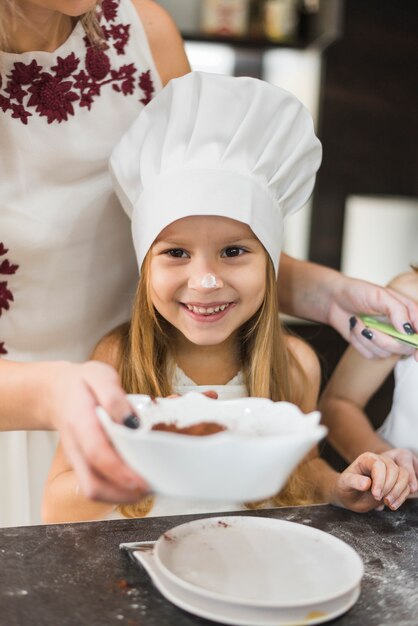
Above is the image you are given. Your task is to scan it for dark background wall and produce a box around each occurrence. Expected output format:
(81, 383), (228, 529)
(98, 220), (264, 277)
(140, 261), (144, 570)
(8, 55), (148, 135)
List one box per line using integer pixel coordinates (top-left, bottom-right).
(297, 0), (417, 468)
(310, 0), (418, 270)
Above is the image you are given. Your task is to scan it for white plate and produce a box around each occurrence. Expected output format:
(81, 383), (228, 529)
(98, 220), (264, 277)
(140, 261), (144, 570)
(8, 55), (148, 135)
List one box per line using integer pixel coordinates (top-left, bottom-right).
(153, 516), (364, 608)
(124, 516), (363, 626)
(135, 550), (360, 626)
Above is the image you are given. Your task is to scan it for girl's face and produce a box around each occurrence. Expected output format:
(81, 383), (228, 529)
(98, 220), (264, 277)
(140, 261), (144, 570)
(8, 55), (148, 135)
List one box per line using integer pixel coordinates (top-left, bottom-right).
(16, 0), (98, 16)
(150, 216), (267, 349)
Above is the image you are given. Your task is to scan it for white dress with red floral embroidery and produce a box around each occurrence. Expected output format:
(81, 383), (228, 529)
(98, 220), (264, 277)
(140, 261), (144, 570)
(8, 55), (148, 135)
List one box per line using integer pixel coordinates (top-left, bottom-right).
(0, 0), (162, 527)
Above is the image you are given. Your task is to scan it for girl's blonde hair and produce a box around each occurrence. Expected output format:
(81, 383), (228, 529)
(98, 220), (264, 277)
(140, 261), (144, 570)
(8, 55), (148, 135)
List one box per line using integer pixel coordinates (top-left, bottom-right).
(0, 0), (103, 52)
(116, 249), (315, 518)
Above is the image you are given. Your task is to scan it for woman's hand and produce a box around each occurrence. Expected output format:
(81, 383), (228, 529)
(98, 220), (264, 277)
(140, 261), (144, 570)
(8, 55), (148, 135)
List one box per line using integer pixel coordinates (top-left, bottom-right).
(41, 361), (149, 503)
(277, 254), (418, 360)
(327, 276), (418, 360)
(331, 452), (410, 513)
(382, 448), (418, 494)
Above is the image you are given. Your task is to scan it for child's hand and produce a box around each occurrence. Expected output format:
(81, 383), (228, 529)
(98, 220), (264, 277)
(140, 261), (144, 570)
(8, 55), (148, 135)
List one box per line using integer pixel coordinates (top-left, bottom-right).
(332, 452), (410, 513)
(382, 448), (418, 494)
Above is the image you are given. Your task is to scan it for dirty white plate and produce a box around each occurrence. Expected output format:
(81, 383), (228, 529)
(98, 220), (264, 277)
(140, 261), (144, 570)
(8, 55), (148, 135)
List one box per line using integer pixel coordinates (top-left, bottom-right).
(122, 515), (363, 625)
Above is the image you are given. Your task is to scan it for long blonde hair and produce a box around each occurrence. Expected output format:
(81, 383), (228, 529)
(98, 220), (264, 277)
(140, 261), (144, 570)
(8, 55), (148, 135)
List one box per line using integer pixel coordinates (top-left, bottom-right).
(0, 0), (103, 52)
(116, 248), (315, 517)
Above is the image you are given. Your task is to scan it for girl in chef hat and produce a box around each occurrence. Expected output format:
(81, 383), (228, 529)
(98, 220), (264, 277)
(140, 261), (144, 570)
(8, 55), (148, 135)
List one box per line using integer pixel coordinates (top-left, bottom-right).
(43, 72), (410, 522)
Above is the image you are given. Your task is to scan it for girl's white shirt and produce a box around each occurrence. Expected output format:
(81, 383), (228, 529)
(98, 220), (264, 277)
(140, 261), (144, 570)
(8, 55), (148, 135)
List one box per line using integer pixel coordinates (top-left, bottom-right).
(107, 366), (249, 520)
(0, 0), (163, 527)
(378, 355), (418, 455)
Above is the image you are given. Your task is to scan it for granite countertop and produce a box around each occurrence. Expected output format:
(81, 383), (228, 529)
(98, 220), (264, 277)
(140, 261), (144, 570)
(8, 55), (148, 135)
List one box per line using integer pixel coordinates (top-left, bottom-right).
(1, 500), (417, 626)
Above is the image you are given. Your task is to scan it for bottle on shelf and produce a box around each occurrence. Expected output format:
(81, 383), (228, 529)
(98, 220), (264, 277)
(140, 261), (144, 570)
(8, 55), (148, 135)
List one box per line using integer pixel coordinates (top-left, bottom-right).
(263, 0), (298, 43)
(201, 0), (251, 37)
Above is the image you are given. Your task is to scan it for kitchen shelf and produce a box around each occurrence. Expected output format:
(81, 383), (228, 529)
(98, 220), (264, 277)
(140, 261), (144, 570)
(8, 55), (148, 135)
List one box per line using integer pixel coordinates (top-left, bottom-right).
(160, 0), (344, 52)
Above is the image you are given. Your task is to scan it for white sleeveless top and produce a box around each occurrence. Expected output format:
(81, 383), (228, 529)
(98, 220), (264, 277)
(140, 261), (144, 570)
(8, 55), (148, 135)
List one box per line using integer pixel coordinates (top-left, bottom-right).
(378, 356), (418, 455)
(0, 0), (163, 527)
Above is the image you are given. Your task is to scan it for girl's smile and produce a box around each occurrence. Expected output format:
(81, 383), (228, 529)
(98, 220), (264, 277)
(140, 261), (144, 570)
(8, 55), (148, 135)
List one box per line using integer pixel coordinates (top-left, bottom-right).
(150, 215), (267, 349)
(180, 300), (236, 322)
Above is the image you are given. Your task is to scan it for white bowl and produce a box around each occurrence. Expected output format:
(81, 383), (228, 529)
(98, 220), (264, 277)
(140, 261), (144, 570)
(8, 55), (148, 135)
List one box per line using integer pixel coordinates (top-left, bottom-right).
(97, 392), (327, 502)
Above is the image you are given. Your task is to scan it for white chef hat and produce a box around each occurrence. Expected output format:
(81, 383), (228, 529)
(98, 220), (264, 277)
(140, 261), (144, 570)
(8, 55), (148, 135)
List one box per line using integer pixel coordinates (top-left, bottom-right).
(110, 71), (321, 274)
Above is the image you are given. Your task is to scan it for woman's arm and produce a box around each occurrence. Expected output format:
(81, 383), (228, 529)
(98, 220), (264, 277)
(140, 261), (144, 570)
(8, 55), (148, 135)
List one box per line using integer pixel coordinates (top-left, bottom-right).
(0, 358), (148, 504)
(132, 0), (191, 86)
(278, 253), (418, 360)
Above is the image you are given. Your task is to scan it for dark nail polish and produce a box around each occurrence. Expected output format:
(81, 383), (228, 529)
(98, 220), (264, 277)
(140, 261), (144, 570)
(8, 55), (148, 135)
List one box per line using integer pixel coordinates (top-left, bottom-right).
(123, 414), (140, 429)
(361, 328), (373, 341)
(403, 322), (416, 335)
(349, 316), (357, 330)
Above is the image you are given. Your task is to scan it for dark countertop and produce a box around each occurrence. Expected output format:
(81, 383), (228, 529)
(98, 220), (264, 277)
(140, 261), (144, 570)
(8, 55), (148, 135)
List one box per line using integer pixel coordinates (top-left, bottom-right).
(1, 500), (417, 626)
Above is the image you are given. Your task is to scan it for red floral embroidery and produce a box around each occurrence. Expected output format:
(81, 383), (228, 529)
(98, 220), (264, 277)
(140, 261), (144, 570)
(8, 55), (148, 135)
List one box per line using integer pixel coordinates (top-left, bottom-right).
(0, 243), (19, 356)
(0, 0), (155, 124)
(102, 0), (118, 22)
(139, 70), (154, 106)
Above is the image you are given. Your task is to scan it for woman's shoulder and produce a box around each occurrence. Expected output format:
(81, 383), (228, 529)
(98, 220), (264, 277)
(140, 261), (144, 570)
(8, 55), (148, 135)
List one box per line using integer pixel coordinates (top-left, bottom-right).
(130, 0), (190, 85)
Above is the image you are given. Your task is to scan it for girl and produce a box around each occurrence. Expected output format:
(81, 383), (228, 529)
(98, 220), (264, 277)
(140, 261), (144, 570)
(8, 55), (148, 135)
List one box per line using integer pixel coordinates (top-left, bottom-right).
(43, 72), (410, 522)
(320, 266), (418, 493)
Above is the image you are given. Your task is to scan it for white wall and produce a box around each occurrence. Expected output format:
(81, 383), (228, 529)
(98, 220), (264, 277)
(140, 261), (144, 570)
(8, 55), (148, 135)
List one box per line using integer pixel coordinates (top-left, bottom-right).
(341, 195), (418, 286)
(263, 49), (321, 260)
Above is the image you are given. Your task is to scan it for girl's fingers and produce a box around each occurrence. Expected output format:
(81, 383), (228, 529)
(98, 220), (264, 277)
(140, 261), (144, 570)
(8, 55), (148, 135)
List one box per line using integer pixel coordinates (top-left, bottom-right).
(368, 458), (389, 500)
(386, 485), (411, 511)
(342, 472), (371, 493)
(382, 469), (410, 508)
(411, 457), (418, 493)
(202, 390), (218, 399)
(370, 456), (410, 506)
(348, 452), (396, 499)
(382, 449), (418, 492)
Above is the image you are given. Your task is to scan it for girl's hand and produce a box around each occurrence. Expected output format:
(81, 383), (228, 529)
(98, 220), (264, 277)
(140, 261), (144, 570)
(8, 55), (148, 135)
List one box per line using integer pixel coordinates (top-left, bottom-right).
(327, 277), (418, 360)
(382, 448), (418, 494)
(43, 361), (149, 503)
(332, 452), (410, 513)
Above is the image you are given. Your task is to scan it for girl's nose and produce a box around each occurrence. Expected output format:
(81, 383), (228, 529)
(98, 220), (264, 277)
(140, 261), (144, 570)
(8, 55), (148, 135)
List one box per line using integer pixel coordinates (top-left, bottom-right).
(188, 273), (224, 291)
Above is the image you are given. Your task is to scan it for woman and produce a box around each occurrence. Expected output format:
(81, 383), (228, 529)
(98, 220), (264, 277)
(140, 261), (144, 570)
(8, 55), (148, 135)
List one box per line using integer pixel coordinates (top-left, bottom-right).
(1, 0), (417, 527)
